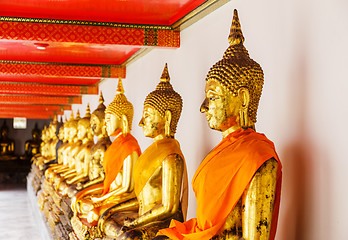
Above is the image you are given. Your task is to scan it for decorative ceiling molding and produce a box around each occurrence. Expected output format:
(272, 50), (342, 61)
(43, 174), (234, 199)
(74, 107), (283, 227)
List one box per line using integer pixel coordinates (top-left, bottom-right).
(0, 20), (180, 47)
(0, 112), (58, 119)
(0, 61), (126, 84)
(0, 95), (82, 105)
(0, 61), (125, 78)
(0, 16), (173, 29)
(0, 82), (98, 96)
(0, 104), (71, 111)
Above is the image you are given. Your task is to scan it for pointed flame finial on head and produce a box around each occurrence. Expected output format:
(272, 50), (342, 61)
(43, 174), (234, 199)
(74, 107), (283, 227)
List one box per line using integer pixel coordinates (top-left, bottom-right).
(70, 111), (74, 121)
(160, 63), (170, 83)
(99, 91), (104, 104)
(228, 9), (245, 46)
(116, 78), (125, 94)
(85, 104), (91, 118)
(53, 115), (58, 124)
(76, 109), (81, 120)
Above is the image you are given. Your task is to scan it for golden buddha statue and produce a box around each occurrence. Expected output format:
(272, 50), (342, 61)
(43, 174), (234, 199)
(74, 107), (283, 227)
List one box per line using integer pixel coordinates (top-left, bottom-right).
(46, 116), (60, 163)
(33, 124), (47, 163)
(44, 116), (71, 182)
(34, 117), (60, 170)
(0, 121), (16, 160)
(159, 10), (282, 240)
(59, 105), (95, 196)
(70, 79), (141, 240)
(98, 64), (187, 240)
(22, 123), (41, 160)
(83, 92), (111, 189)
(43, 111), (80, 189)
(52, 111), (82, 190)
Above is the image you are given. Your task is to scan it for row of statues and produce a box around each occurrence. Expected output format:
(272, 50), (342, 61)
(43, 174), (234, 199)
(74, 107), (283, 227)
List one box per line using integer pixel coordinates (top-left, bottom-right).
(28, 10), (282, 240)
(0, 120), (44, 161)
(0, 121), (16, 160)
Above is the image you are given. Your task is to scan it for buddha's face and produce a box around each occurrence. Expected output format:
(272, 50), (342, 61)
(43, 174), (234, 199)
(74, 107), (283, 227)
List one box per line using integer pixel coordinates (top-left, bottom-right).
(90, 114), (101, 136)
(139, 106), (165, 138)
(77, 124), (87, 140)
(105, 113), (121, 136)
(200, 79), (241, 131)
(69, 124), (78, 140)
(1, 129), (8, 138)
(32, 132), (39, 140)
(63, 125), (69, 140)
(48, 125), (55, 138)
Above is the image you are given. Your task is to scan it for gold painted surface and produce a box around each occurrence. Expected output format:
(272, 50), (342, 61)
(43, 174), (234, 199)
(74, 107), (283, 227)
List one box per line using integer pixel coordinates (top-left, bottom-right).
(71, 80), (139, 238)
(199, 10), (278, 239)
(83, 93), (111, 189)
(22, 123), (41, 160)
(0, 121), (15, 160)
(98, 64), (185, 239)
(60, 105), (95, 195)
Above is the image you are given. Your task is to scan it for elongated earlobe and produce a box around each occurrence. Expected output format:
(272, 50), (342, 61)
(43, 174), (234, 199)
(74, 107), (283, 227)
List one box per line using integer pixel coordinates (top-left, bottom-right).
(238, 88), (250, 129)
(122, 114), (129, 136)
(165, 110), (172, 137)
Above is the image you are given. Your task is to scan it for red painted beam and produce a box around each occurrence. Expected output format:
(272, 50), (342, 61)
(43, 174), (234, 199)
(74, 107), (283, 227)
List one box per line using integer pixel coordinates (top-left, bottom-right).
(0, 82), (98, 96)
(2, 109), (64, 116)
(0, 19), (180, 47)
(0, 95), (81, 105)
(0, 112), (56, 119)
(0, 61), (126, 80)
(0, 104), (71, 111)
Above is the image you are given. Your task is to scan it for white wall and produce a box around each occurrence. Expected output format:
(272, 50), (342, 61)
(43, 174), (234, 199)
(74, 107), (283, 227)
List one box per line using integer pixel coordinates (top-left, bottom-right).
(65, 0), (348, 239)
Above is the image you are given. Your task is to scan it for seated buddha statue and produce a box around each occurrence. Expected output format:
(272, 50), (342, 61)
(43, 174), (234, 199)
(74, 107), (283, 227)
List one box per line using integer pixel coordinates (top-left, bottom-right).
(35, 116), (60, 170)
(70, 79), (141, 240)
(82, 92), (111, 190)
(43, 111), (80, 188)
(44, 116), (71, 182)
(32, 124), (47, 165)
(46, 116), (60, 163)
(65, 94), (111, 199)
(0, 121), (16, 160)
(59, 105), (95, 196)
(98, 64), (188, 240)
(34, 118), (59, 170)
(159, 10), (282, 240)
(22, 123), (41, 160)
(52, 111), (82, 190)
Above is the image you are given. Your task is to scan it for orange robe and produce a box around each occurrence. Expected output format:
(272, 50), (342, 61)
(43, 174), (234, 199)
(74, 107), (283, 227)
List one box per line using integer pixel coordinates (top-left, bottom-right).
(102, 130), (141, 194)
(159, 128), (282, 240)
(74, 131), (141, 227)
(75, 130), (142, 198)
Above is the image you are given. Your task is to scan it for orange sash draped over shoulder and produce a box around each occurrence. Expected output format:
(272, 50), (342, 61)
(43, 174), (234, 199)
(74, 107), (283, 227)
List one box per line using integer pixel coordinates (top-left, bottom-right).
(159, 128), (282, 240)
(102, 130), (141, 195)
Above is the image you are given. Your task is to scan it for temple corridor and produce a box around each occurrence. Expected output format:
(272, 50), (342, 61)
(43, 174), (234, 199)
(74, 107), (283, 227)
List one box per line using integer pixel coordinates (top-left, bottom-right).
(0, 184), (42, 240)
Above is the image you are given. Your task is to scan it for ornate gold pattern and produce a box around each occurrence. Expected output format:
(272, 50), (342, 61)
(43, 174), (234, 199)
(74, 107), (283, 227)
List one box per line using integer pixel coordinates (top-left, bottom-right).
(105, 78), (134, 130)
(205, 9), (263, 124)
(144, 63), (183, 135)
(0, 16), (173, 30)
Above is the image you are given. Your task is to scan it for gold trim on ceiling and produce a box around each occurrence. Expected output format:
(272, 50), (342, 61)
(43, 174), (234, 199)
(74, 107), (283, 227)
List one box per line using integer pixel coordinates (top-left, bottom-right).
(172, 0), (231, 30)
(0, 60), (122, 68)
(0, 16), (173, 30)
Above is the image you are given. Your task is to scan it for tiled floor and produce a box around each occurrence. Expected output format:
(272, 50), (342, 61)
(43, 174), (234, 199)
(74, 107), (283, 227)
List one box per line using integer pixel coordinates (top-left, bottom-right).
(0, 184), (43, 240)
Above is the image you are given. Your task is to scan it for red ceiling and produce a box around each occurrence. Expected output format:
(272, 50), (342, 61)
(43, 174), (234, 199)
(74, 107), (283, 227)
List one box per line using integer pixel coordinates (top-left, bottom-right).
(0, 0), (206, 25)
(0, 0), (215, 119)
(0, 40), (140, 65)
